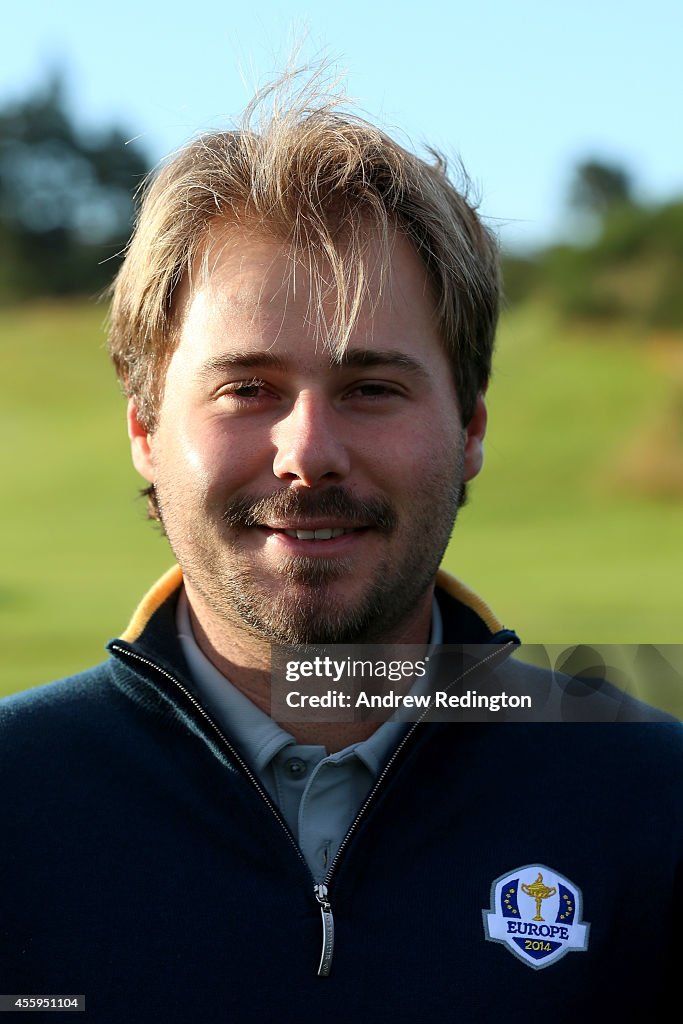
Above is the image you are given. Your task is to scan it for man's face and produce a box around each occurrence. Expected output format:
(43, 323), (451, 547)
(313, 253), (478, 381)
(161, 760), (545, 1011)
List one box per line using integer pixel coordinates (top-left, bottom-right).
(129, 225), (486, 645)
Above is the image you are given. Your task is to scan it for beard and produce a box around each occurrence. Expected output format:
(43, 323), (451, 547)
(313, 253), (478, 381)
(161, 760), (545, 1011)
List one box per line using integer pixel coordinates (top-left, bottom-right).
(155, 461), (466, 646)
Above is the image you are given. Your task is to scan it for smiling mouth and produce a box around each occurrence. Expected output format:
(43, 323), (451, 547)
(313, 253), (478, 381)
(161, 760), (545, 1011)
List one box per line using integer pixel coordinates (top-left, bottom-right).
(266, 526), (363, 541)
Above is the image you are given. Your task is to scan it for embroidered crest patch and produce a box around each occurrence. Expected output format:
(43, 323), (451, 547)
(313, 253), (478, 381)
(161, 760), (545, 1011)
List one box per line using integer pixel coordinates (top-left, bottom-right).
(483, 864), (590, 969)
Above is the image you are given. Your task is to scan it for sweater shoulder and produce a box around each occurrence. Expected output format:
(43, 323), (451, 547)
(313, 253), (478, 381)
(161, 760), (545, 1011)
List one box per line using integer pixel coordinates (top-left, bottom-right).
(0, 661), (113, 714)
(0, 662), (118, 756)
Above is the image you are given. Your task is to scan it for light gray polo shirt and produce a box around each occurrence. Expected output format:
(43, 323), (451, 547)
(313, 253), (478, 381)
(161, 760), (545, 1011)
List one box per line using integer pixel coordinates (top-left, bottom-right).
(176, 590), (441, 882)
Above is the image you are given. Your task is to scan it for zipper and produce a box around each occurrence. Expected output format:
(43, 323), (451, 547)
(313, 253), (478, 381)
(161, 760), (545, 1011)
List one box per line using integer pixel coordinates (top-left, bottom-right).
(111, 638), (515, 978)
(314, 883), (335, 976)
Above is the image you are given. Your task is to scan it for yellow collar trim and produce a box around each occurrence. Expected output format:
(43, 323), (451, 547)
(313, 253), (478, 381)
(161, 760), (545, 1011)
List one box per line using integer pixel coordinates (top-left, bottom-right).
(120, 565), (504, 644)
(435, 569), (505, 635)
(121, 564), (183, 643)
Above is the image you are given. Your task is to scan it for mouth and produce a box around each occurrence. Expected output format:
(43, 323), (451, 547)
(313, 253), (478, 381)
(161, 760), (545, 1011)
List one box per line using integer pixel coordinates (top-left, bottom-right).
(282, 527), (354, 540)
(255, 521), (369, 553)
(264, 523), (364, 542)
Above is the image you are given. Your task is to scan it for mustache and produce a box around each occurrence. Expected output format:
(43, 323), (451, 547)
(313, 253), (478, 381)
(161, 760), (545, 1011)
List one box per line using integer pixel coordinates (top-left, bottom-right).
(221, 487), (397, 533)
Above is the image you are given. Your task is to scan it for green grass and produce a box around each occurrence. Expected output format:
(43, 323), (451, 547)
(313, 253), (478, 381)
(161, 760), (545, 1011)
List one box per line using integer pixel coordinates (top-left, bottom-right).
(444, 304), (682, 649)
(2, 299), (681, 710)
(1, 301), (171, 693)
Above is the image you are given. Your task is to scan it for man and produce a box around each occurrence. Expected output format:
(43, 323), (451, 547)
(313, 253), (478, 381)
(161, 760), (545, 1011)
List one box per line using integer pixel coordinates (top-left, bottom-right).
(1, 78), (681, 1022)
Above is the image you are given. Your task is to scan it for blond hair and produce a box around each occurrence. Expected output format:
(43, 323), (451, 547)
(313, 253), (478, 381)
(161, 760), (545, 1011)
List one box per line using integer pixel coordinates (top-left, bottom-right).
(108, 72), (500, 430)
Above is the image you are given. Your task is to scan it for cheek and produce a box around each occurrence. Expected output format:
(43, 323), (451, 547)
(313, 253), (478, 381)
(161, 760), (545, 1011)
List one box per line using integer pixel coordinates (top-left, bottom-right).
(149, 417), (214, 505)
(368, 418), (461, 480)
(179, 421), (275, 503)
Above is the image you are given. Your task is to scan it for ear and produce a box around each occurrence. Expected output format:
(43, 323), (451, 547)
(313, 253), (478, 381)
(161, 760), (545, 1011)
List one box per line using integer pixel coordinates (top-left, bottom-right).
(127, 398), (155, 484)
(463, 392), (487, 482)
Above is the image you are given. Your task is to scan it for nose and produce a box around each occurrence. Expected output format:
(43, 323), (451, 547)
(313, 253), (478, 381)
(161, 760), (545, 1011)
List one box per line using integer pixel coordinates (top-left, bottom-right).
(271, 391), (351, 486)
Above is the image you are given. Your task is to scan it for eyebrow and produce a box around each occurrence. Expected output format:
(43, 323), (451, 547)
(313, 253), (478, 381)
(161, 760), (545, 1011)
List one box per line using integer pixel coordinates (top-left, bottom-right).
(336, 350), (429, 379)
(197, 348), (431, 381)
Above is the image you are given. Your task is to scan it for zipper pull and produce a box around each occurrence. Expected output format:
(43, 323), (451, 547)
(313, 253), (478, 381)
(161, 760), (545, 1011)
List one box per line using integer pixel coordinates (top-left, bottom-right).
(314, 883), (335, 977)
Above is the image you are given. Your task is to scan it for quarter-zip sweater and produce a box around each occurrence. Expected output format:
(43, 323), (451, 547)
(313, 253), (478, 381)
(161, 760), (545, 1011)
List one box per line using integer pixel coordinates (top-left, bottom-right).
(0, 569), (681, 1023)
(175, 584), (445, 881)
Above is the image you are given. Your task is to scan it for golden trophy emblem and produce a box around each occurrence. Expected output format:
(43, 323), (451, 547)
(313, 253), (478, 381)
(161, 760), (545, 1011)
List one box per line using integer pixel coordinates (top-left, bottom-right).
(521, 872), (557, 921)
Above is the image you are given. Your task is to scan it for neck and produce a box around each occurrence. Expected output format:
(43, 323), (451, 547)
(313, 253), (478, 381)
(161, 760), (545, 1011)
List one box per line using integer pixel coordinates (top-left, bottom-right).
(184, 582), (434, 750)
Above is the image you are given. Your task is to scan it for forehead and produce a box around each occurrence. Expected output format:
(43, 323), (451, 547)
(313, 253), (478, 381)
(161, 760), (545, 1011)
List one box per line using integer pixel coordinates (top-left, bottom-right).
(175, 221), (439, 354)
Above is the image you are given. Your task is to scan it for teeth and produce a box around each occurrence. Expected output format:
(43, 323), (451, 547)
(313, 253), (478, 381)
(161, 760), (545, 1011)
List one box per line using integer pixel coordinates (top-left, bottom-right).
(282, 527), (350, 540)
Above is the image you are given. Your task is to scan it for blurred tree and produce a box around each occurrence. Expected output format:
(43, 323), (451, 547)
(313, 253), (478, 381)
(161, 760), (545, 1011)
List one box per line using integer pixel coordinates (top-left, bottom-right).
(569, 159), (636, 221)
(0, 71), (149, 301)
(505, 156), (683, 330)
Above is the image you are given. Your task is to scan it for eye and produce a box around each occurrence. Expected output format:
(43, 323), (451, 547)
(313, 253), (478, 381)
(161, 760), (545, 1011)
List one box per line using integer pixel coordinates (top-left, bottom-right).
(231, 379), (266, 398)
(217, 378), (270, 401)
(345, 380), (403, 400)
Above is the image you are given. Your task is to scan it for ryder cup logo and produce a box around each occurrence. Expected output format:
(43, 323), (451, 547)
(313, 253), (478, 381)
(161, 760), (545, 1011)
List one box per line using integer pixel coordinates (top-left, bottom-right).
(483, 864), (590, 969)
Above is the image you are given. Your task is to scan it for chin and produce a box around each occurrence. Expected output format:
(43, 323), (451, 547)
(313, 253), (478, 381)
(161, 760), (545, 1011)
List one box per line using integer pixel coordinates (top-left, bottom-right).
(223, 576), (386, 646)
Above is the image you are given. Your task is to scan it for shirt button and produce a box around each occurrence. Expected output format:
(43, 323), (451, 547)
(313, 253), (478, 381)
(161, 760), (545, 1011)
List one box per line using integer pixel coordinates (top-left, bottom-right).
(285, 757), (308, 778)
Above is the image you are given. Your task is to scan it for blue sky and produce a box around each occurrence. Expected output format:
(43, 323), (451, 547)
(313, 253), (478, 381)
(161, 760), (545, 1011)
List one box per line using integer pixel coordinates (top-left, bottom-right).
(4, 0), (682, 250)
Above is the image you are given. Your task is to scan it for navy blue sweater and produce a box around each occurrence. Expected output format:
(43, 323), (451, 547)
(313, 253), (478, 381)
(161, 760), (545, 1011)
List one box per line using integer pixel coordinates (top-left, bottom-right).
(1, 577), (681, 1022)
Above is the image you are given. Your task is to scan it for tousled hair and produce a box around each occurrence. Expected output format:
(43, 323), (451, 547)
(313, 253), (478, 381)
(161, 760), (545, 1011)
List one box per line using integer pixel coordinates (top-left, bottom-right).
(108, 70), (500, 439)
